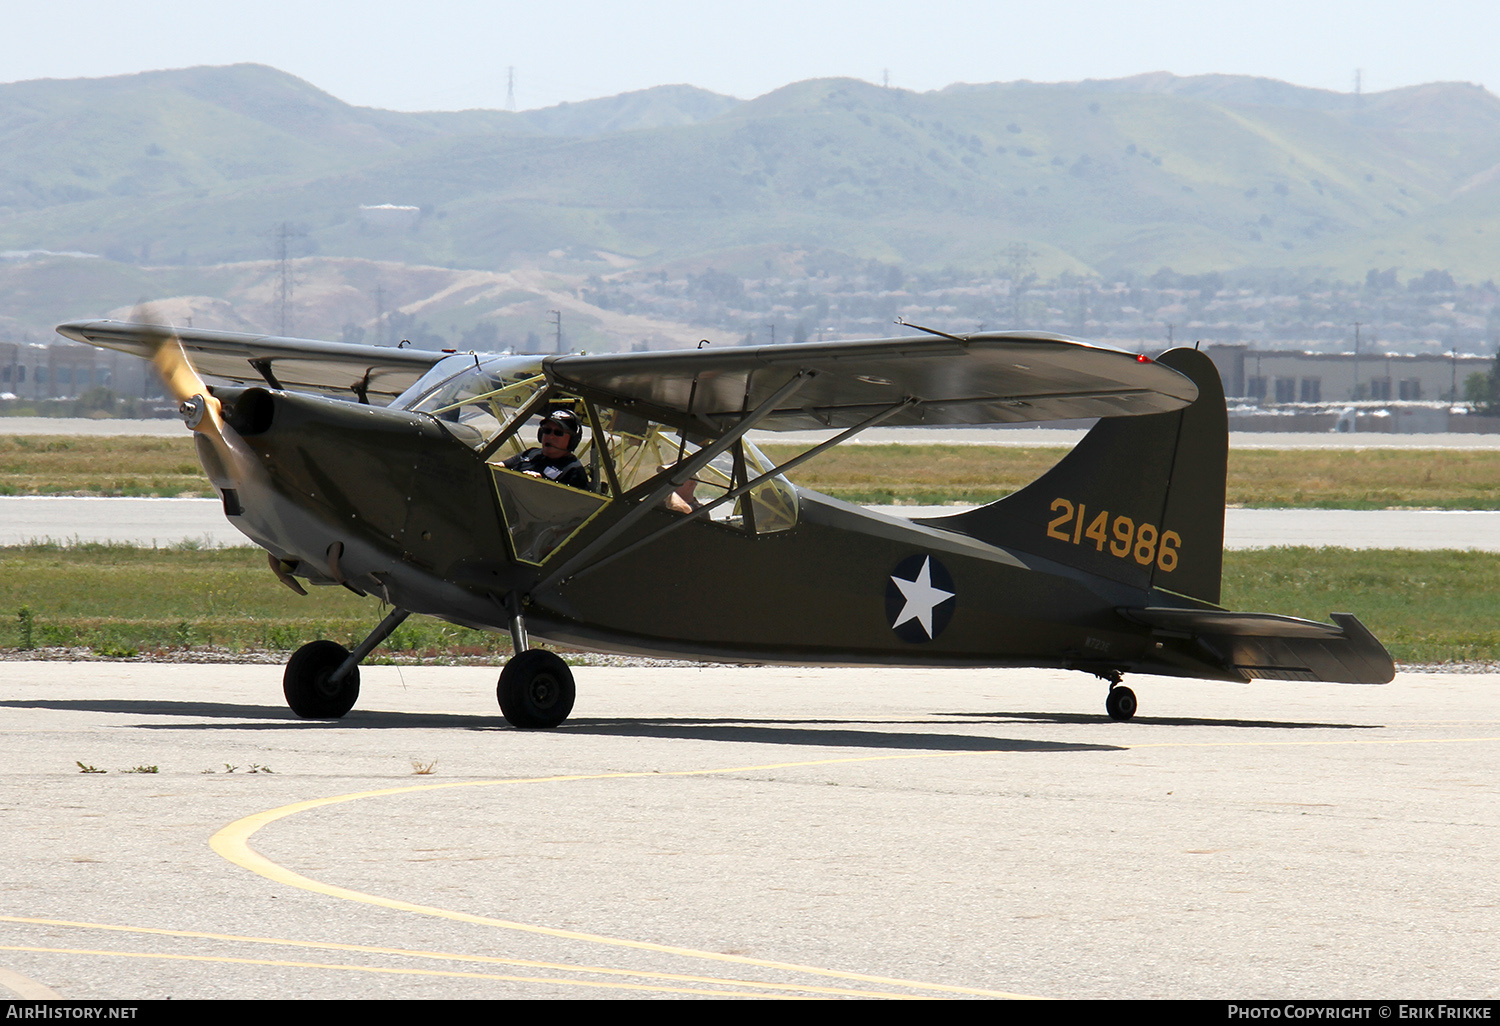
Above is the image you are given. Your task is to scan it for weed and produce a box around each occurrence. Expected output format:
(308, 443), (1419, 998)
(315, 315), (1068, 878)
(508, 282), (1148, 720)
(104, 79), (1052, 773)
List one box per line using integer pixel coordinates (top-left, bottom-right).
(75, 762), (105, 774)
(263, 625), (300, 651)
(121, 765), (158, 774)
(94, 643), (139, 658)
(411, 760), (437, 775)
(16, 606), (33, 650)
(38, 624), (75, 646)
(222, 764), (238, 773)
(247, 764), (273, 774)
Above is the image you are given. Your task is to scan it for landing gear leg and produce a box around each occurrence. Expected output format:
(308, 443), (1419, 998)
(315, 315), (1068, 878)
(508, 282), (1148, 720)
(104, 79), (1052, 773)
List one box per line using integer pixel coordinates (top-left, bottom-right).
(496, 593), (575, 729)
(1099, 670), (1138, 722)
(505, 591), (528, 655)
(283, 607), (410, 719)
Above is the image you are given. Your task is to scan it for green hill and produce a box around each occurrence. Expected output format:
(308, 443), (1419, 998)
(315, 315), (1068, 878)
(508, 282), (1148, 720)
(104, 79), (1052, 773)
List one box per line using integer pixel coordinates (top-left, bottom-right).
(4, 64), (1500, 301)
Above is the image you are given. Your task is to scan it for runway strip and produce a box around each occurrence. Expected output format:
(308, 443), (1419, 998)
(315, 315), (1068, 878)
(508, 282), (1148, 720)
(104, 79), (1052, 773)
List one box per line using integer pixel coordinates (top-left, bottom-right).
(4, 494), (1499, 550)
(205, 733), (1500, 1001)
(12, 418), (1500, 449)
(3, 663), (1496, 998)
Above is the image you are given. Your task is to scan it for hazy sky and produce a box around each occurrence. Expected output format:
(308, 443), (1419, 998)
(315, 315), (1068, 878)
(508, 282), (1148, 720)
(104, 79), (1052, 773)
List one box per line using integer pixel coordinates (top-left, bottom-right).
(4, 1), (1497, 111)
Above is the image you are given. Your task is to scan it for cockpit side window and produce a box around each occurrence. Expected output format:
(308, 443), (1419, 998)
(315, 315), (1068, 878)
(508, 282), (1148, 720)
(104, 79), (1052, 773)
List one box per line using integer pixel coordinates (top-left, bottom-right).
(591, 407), (797, 533)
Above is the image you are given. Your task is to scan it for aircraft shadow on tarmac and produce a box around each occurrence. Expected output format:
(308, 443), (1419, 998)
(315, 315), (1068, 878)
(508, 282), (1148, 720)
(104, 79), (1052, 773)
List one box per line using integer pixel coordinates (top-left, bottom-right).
(552, 718), (1119, 752)
(0, 698), (1122, 752)
(0, 698), (493, 729)
(1, 699), (1385, 753)
(945, 710), (1382, 730)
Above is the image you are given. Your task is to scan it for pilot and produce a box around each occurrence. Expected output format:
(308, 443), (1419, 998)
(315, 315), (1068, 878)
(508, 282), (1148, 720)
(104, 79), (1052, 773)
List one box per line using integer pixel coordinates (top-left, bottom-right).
(502, 409), (590, 489)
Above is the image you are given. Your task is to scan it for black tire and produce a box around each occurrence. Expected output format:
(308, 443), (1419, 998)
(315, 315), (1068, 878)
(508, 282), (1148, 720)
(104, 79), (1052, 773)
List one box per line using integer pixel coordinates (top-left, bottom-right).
(1105, 685), (1138, 722)
(284, 640), (360, 719)
(497, 650), (576, 728)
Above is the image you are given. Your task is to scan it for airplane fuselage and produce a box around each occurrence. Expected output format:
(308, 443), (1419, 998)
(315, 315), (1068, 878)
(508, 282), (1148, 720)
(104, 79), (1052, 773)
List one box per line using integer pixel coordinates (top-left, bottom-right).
(210, 384), (1206, 678)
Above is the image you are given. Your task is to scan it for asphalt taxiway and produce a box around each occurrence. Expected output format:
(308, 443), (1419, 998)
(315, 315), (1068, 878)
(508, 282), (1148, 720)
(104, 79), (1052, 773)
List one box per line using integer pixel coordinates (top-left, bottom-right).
(4, 495), (1499, 551)
(0, 662), (1495, 999)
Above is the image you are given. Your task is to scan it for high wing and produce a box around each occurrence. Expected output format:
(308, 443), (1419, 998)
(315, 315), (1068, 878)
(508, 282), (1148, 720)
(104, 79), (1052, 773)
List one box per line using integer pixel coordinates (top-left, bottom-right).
(56, 319), (447, 403)
(545, 331), (1198, 432)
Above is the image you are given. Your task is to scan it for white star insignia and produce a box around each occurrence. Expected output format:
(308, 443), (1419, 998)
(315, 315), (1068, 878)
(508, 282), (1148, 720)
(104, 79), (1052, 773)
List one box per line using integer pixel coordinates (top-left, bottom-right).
(889, 556), (955, 639)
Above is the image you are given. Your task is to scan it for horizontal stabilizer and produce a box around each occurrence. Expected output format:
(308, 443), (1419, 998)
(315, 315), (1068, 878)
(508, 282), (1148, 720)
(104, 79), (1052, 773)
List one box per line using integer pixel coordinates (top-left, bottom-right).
(1121, 608), (1395, 684)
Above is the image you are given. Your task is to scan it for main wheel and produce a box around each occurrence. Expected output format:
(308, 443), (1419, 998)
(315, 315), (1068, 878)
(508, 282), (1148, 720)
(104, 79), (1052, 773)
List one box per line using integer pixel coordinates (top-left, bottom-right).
(1105, 685), (1138, 722)
(284, 640), (360, 719)
(497, 650), (576, 728)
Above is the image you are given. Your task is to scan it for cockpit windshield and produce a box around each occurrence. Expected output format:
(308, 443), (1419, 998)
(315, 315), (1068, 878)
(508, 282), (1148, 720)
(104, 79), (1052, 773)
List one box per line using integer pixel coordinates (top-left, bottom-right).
(394, 354), (547, 451)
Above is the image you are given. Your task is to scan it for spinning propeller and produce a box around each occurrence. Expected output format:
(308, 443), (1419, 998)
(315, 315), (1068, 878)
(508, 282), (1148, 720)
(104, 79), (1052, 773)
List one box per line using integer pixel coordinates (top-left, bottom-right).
(129, 307), (253, 479)
(133, 308), (302, 589)
(139, 316), (223, 435)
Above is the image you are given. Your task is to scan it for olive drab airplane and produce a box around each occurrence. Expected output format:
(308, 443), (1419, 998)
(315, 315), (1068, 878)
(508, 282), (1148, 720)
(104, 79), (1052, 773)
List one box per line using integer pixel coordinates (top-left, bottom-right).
(58, 318), (1395, 727)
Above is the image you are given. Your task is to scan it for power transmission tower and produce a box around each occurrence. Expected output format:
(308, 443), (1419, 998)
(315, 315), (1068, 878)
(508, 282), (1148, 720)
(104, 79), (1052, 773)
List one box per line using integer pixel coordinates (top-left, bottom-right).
(266, 222), (306, 337)
(507, 67), (516, 110)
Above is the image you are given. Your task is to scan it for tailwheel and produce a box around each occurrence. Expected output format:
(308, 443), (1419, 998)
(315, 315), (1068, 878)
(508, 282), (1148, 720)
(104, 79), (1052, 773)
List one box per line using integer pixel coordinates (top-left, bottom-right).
(284, 640), (360, 719)
(497, 650), (576, 729)
(1105, 684), (1138, 722)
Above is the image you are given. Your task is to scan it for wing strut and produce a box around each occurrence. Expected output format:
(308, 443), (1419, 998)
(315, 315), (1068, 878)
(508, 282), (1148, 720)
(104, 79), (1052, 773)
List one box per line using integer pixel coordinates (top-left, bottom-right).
(535, 369), (815, 592)
(553, 395), (919, 586)
(249, 358), (283, 390)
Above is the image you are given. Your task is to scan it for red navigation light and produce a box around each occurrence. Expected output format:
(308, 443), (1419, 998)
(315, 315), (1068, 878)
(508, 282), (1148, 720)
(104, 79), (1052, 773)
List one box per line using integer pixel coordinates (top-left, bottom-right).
(1136, 353), (1152, 363)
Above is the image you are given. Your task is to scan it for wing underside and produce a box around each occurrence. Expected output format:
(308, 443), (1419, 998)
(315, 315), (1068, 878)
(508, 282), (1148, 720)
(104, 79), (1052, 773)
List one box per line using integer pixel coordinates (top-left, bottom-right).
(547, 332), (1199, 432)
(56, 319), (446, 402)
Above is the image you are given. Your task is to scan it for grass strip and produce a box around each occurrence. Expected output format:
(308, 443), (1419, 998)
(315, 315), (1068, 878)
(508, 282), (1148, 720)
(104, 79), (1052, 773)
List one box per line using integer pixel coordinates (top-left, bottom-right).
(0, 543), (505, 659)
(10, 436), (1500, 508)
(1, 543), (1496, 665)
(0, 436), (213, 497)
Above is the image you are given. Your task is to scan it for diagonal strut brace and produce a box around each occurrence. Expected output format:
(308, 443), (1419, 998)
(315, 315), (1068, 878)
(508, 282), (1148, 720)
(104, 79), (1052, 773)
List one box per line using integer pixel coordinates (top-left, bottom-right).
(555, 395), (919, 585)
(535, 369), (815, 592)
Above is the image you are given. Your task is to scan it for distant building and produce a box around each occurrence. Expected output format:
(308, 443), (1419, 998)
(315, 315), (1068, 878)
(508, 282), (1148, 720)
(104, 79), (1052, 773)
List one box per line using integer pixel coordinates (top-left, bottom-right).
(0, 340), (156, 400)
(1204, 344), (1488, 404)
(358, 204), (422, 229)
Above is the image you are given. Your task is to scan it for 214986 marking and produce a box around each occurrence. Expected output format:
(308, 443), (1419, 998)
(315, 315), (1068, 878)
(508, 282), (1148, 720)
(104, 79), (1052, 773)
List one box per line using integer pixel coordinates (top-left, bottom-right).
(1047, 498), (1180, 572)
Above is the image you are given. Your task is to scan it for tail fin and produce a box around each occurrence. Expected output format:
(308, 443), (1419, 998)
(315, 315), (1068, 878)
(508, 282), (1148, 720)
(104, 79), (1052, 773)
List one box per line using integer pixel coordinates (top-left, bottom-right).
(919, 347), (1227, 606)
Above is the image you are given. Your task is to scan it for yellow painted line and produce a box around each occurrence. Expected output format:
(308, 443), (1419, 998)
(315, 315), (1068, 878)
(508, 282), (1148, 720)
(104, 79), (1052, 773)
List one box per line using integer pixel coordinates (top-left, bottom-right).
(0, 946), (798, 999)
(0, 916), (918, 999)
(210, 753), (1045, 1000)
(0, 965), (61, 999)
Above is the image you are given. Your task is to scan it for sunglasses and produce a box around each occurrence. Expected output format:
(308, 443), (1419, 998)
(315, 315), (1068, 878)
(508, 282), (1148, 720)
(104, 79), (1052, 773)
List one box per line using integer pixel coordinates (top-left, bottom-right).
(540, 425), (571, 438)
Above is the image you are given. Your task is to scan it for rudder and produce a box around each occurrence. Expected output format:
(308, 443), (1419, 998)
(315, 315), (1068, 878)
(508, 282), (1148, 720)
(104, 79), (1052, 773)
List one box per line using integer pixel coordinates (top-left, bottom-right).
(917, 347), (1227, 606)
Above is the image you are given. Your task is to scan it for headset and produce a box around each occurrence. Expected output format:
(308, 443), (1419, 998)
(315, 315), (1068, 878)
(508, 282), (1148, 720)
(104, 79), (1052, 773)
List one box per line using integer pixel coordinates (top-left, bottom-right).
(537, 408), (582, 452)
